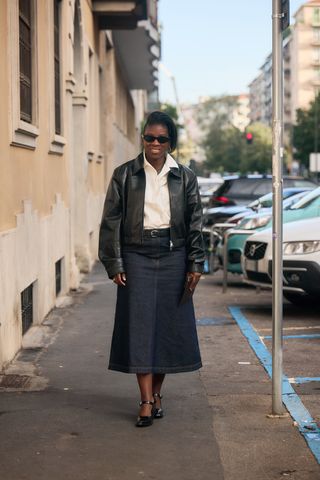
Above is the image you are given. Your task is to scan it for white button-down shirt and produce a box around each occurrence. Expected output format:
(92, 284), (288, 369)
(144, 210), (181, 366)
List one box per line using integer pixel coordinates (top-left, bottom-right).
(143, 152), (179, 229)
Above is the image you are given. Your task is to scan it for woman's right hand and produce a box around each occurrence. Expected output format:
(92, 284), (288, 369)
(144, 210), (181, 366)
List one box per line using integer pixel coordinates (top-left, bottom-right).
(113, 272), (126, 286)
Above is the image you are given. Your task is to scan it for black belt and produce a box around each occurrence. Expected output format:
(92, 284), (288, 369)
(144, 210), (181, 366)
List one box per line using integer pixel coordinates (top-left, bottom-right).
(143, 228), (170, 238)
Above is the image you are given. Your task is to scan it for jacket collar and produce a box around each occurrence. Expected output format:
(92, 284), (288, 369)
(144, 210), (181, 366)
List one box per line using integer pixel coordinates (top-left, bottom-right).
(132, 152), (181, 177)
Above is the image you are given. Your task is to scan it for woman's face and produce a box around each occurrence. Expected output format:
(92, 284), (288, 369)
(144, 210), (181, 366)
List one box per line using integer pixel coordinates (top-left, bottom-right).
(143, 123), (170, 162)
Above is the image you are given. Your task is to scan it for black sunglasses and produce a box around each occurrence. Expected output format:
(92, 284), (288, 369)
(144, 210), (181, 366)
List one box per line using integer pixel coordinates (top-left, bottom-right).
(142, 134), (170, 144)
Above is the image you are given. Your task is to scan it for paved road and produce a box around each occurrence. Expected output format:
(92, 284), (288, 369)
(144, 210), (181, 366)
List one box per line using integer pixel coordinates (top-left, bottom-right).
(0, 263), (319, 479)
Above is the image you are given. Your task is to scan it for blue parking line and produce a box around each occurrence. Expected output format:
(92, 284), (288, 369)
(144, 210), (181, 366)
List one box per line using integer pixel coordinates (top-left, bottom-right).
(263, 334), (320, 340)
(229, 306), (320, 465)
(291, 377), (320, 384)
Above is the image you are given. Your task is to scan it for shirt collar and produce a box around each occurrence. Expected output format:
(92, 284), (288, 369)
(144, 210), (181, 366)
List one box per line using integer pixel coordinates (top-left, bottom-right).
(143, 151), (179, 175)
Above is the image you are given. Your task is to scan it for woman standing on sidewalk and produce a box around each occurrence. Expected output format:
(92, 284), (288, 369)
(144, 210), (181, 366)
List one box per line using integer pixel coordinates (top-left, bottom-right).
(98, 111), (205, 427)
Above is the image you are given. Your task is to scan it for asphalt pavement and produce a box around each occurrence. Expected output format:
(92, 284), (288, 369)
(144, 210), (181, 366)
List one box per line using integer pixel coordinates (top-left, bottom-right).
(0, 262), (319, 480)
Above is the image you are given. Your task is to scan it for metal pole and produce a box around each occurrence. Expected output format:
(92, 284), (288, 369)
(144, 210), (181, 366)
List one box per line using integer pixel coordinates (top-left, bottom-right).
(222, 231), (228, 293)
(271, 0), (284, 415)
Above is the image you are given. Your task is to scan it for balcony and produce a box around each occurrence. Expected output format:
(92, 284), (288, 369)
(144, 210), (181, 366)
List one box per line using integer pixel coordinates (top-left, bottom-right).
(93, 1), (159, 91)
(93, 0), (148, 30)
(113, 16), (160, 91)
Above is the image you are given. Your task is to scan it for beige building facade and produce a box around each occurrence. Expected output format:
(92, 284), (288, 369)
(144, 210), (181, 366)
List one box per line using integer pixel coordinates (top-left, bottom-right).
(0, 0), (159, 370)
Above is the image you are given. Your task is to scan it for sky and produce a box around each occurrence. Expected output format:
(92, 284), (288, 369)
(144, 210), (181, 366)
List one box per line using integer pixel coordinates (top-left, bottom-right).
(158, 0), (306, 105)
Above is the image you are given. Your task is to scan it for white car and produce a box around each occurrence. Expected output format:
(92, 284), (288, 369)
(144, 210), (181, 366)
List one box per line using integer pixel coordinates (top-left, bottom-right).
(242, 218), (320, 305)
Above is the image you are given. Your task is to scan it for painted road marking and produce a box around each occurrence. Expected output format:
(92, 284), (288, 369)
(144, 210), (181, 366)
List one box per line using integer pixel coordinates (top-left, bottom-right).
(229, 306), (320, 465)
(289, 377), (320, 384)
(262, 334), (320, 340)
(259, 326), (320, 332)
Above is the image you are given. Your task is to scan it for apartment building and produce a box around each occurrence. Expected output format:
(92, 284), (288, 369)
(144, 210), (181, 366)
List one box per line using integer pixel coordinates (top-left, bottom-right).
(0, 0), (159, 370)
(248, 72), (264, 124)
(291, 0), (320, 121)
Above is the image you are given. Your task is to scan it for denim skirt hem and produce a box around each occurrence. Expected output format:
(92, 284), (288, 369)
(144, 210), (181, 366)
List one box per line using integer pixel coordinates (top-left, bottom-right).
(108, 361), (203, 374)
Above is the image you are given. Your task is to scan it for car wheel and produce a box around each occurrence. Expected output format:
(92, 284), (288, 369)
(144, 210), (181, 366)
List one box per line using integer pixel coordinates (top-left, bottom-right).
(283, 292), (317, 307)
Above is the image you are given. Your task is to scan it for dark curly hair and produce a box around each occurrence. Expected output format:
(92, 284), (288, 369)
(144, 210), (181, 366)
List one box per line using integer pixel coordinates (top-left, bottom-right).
(143, 111), (178, 152)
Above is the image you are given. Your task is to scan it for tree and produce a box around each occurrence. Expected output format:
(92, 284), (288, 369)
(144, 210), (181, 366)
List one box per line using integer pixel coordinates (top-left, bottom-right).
(160, 102), (179, 122)
(293, 92), (320, 167)
(202, 118), (272, 174)
(240, 123), (272, 173)
(199, 95), (272, 174)
(203, 122), (243, 173)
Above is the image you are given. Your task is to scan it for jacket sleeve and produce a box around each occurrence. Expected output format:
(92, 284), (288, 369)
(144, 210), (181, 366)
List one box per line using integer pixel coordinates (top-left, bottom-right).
(98, 170), (125, 279)
(185, 172), (205, 273)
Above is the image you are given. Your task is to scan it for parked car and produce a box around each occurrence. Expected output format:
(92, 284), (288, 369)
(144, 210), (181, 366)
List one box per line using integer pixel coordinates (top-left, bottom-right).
(242, 217), (320, 306)
(203, 187), (313, 226)
(198, 176), (223, 206)
(209, 175), (316, 207)
(214, 187), (320, 275)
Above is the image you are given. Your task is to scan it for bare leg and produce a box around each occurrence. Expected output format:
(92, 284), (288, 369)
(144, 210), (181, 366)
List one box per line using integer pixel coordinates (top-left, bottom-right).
(136, 373), (153, 416)
(152, 373), (165, 409)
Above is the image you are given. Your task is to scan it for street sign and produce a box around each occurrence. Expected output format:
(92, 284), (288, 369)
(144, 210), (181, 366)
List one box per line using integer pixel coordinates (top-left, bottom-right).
(281, 0), (290, 31)
(310, 153), (320, 172)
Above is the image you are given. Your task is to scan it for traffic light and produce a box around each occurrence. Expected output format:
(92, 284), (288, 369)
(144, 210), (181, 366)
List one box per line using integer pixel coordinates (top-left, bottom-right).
(246, 132), (253, 144)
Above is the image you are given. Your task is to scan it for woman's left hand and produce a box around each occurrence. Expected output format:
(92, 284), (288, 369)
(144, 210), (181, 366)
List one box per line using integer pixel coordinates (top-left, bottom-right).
(186, 272), (202, 292)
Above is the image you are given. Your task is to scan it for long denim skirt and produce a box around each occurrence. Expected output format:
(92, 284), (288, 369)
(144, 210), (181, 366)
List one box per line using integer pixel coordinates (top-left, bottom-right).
(108, 234), (202, 374)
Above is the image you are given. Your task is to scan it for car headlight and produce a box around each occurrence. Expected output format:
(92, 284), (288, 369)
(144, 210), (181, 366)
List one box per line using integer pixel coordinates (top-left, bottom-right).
(240, 215), (271, 230)
(283, 241), (320, 255)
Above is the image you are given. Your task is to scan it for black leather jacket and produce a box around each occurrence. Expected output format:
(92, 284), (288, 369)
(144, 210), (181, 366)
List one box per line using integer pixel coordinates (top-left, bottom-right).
(98, 153), (205, 278)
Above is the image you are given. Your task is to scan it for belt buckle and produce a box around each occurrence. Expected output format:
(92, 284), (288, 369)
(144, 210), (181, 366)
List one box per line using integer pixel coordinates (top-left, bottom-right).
(150, 229), (158, 238)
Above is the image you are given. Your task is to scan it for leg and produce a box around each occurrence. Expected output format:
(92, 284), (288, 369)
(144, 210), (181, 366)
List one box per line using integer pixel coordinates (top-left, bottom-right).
(136, 373), (154, 416)
(152, 373), (165, 410)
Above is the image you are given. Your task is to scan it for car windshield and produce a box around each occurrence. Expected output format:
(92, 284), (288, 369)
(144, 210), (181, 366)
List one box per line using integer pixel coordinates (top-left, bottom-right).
(288, 186), (320, 210)
(248, 192), (273, 209)
(248, 189), (307, 209)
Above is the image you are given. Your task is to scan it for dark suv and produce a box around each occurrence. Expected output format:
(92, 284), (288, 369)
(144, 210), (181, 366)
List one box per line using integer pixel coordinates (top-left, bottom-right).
(209, 175), (317, 207)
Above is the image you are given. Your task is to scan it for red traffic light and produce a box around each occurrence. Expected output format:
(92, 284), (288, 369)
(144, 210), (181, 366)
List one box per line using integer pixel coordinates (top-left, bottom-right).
(246, 132), (253, 144)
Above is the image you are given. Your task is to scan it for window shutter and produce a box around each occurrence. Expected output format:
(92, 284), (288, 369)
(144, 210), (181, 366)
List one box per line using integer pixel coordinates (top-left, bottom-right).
(19, 0), (32, 123)
(54, 0), (61, 135)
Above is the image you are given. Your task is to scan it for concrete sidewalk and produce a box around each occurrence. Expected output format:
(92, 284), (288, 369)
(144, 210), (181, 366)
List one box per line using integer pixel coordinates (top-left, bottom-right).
(0, 263), (223, 480)
(0, 262), (319, 479)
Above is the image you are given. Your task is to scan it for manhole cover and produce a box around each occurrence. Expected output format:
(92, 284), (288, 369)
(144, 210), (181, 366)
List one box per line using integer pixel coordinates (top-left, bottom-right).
(0, 375), (31, 389)
(197, 317), (233, 326)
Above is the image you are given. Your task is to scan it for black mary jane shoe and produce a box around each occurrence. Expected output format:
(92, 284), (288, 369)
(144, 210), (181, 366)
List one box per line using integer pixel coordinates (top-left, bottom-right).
(135, 400), (155, 428)
(153, 393), (164, 419)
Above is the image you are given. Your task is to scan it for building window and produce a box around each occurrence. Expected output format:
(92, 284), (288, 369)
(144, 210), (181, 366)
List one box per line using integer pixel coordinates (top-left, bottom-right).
(21, 283), (33, 335)
(19, 0), (32, 123)
(54, 0), (61, 135)
(313, 8), (320, 25)
(314, 28), (320, 42)
(313, 47), (320, 63)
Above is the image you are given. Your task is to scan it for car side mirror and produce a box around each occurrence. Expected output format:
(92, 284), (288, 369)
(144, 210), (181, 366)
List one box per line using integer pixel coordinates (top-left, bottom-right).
(251, 201), (261, 212)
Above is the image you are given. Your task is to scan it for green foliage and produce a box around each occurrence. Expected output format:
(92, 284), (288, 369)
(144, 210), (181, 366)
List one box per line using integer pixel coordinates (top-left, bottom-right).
(240, 123), (272, 173)
(202, 123), (243, 173)
(160, 103), (179, 121)
(199, 95), (272, 174)
(203, 119), (272, 174)
(293, 93), (320, 167)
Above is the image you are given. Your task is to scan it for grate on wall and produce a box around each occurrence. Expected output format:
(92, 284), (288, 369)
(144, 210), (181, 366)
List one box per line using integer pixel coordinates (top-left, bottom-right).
(55, 258), (62, 296)
(21, 283), (33, 334)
